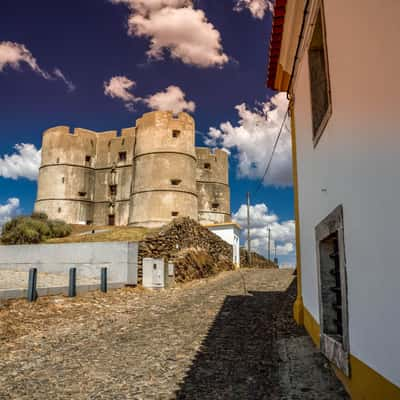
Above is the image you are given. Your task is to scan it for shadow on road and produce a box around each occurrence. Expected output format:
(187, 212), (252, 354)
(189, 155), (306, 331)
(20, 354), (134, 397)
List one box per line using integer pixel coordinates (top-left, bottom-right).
(174, 279), (348, 400)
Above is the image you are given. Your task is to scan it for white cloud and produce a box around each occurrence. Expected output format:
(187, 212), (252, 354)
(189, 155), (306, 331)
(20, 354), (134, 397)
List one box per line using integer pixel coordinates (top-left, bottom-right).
(104, 76), (140, 111)
(0, 198), (20, 227)
(0, 41), (75, 91)
(145, 85), (195, 114)
(206, 92), (292, 187)
(0, 144), (41, 181)
(110, 0), (228, 68)
(233, 202), (295, 258)
(234, 0), (273, 19)
(53, 68), (76, 92)
(104, 77), (195, 114)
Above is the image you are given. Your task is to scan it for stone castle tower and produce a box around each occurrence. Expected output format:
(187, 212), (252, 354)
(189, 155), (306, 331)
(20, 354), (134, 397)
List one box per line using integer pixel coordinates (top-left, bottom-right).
(34, 111), (231, 228)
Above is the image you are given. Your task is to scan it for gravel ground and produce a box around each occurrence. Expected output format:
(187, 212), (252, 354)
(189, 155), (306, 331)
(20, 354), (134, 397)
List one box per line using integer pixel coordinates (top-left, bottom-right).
(0, 269), (348, 399)
(0, 270), (98, 290)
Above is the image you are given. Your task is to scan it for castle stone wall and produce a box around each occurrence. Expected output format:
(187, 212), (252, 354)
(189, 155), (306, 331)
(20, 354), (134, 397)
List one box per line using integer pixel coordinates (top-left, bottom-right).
(196, 148), (231, 224)
(35, 112), (231, 227)
(129, 111), (198, 227)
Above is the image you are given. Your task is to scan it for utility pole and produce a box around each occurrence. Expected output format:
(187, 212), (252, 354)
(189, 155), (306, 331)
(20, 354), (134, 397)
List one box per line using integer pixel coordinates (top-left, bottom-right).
(268, 226), (271, 261)
(247, 192), (251, 265)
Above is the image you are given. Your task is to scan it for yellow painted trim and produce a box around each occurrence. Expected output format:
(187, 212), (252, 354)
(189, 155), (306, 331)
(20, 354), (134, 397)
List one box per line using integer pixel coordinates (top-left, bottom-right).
(289, 100), (304, 327)
(274, 63), (291, 91)
(302, 306), (400, 399)
(303, 306), (320, 348)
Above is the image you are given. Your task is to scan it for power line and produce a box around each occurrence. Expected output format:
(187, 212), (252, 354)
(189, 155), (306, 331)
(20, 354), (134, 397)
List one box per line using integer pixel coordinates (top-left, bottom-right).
(253, 106), (290, 195)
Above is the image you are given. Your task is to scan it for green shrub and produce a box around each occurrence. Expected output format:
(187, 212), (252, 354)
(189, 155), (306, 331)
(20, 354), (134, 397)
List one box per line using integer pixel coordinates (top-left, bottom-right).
(31, 212), (49, 221)
(48, 219), (72, 238)
(1, 214), (71, 245)
(1, 223), (41, 244)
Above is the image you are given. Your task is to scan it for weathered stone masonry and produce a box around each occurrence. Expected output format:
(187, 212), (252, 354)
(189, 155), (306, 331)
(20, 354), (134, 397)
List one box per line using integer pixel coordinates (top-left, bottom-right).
(34, 111), (231, 227)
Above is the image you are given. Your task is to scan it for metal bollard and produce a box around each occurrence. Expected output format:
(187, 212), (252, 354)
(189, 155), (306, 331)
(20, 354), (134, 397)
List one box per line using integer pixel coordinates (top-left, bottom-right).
(100, 267), (107, 293)
(27, 268), (38, 302)
(68, 267), (77, 297)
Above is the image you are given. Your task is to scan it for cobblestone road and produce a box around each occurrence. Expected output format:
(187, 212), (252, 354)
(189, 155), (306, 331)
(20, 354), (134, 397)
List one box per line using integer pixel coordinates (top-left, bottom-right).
(0, 269), (348, 399)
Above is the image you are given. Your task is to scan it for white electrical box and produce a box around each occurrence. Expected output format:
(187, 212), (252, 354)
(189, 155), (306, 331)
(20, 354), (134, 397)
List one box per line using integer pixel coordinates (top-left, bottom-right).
(142, 258), (167, 289)
(167, 262), (175, 287)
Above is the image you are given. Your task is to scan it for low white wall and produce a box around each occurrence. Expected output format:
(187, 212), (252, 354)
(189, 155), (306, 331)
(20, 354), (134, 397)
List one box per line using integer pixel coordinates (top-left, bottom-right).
(207, 225), (241, 267)
(0, 242), (138, 285)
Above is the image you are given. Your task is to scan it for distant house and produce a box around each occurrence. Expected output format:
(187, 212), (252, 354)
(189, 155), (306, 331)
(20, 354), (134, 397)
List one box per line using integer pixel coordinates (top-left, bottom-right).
(204, 222), (241, 268)
(267, 0), (400, 398)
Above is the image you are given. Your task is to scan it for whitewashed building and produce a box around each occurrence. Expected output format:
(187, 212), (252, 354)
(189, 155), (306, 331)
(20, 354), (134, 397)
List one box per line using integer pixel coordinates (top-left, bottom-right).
(267, 0), (400, 398)
(204, 222), (241, 268)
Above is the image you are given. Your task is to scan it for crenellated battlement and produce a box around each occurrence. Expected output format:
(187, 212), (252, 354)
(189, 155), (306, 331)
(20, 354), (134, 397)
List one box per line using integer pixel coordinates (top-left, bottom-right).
(136, 111), (194, 131)
(195, 147), (229, 162)
(35, 111), (230, 227)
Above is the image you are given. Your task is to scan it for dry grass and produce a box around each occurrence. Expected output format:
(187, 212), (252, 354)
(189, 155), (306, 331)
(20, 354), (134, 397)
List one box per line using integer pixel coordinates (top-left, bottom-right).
(46, 225), (159, 244)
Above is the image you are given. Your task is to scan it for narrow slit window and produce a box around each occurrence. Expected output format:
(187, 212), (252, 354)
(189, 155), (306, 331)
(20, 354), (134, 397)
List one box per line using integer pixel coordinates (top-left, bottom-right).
(212, 202), (220, 209)
(119, 151), (127, 162)
(109, 185), (117, 196)
(61, 177), (65, 184)
(308, 4), (332, 145)
(78, 191), (86, 197)
(56, 157), (60, 164)
(58, 207), (62, 213)
(204, 163), (211, 170)
(171, 211), (179, 217)
(121, 139), (125, 146)
(172, 130), (180, 138)
(85, 155), (91, 166)
(170, 179), (182, 186)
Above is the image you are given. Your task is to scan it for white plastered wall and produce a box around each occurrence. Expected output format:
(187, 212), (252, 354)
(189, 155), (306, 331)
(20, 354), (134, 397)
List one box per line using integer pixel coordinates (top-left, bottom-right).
(293, 0), (400, 387)
(207, 225), (241, 267)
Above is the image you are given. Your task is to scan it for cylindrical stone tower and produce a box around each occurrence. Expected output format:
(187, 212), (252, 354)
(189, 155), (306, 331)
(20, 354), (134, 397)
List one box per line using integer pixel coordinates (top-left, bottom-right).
(129, 111), (198, 227)
(196, 147), (231, 224)
(34, 126), (97, 224)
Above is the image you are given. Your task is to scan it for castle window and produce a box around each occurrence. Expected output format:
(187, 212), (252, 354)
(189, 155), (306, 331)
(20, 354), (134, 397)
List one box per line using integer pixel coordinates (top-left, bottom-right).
(119, 151), (127, 162)
(61, 177), (65, 184)
(172, 130), (180, 138)
(78, 191), (87, 197)
(316, 205), (350, 375)
(204, 163), (211, 169)
(308, 3), (332, 146)
(108, 215), (115, 226)
(85, 155), (91, 166)
(108, 140), (111, 149)
(109, 185), (117, 196)
(90, 139), (94, 147)
(171, 211), (179, 217)
(170, 179), (181, 186)
(212, 202), (220, 209)
(56, 158), (60, 164)
(122, 139), (125, 146)
(58, 207), (62, 213)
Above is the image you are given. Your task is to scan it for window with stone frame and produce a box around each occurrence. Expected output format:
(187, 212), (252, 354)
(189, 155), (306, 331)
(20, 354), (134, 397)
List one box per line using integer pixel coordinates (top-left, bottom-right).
(316, 205), (350, 376)
(308, 2), (332, 145)
(119, 151), (127, 162)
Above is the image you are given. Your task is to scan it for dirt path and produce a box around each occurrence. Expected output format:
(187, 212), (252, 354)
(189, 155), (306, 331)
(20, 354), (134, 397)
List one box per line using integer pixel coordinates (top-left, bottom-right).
(0, 269), (348, 399)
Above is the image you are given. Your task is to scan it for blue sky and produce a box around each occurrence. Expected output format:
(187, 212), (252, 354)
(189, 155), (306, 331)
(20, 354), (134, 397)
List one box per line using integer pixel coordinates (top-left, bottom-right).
(0, 0), (295, 265)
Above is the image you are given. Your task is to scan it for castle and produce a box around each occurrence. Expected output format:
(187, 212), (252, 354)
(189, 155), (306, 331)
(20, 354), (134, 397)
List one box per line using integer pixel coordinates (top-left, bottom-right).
(34, 111), (231, 228)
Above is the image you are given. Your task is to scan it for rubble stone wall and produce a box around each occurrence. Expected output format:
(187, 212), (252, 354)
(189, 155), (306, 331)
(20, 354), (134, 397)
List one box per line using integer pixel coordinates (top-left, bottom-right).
(138, 217), (234, 282)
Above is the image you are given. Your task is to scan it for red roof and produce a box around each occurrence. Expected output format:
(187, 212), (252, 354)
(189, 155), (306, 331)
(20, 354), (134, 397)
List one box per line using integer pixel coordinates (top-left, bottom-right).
(267, 0), (287, 89)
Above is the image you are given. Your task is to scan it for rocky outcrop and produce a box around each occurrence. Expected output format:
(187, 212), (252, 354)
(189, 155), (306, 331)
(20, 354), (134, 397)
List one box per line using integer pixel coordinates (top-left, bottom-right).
(138, 217), (234, 283)
(240, 248), (278, 269)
